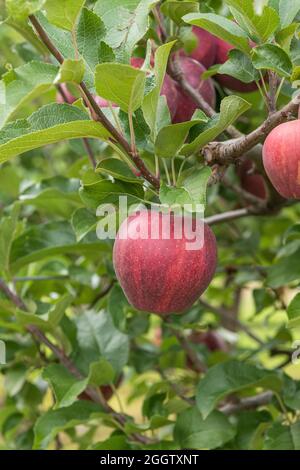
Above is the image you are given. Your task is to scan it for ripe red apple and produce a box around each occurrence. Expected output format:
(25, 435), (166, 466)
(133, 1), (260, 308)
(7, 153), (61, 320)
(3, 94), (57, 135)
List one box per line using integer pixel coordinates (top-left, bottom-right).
(130, 57), (178, 119)
(215, 39), (257, 93)
(113, 210), (217, 315)
(238, 159), (267, 200)
(263, 120), (300, 199)
(173, 57), (216, 123)
(188, 26), (217, 68)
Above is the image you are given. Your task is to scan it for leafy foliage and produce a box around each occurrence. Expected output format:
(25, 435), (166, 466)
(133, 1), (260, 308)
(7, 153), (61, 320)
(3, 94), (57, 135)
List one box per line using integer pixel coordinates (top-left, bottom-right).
(0, 0), (300, 452)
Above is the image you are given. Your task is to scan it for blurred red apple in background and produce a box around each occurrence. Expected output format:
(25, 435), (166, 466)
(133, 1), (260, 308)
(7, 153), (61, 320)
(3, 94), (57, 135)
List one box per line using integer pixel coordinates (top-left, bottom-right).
(189, 26), (217, 68)
(113, 210), (217, 315)
(173, 57), (215, 123)
(79, 375), (123, 402)
(215, 39), (257, 93)
(263, 120), (300, 199)
(238, 159), (268, 200)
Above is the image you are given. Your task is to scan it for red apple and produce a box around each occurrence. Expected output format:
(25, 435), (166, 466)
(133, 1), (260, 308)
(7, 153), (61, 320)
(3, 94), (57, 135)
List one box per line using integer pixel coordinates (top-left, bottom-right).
(173, 57), (216, 123)
(189, 26), (217, 68)
(130, 57), (178, 119)
(113, 210), (217, 315)
(215, 39), (257, 93)
(238, 159), (267, 200)
(263, 120), (300, 199)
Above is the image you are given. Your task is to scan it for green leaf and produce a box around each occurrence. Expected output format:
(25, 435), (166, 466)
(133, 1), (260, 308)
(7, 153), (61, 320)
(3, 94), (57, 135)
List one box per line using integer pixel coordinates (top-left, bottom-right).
(10, 221), (110, 272)
(0, 61), (58, 128)
(108, 284), (129, 331)
(142, 41), (176, 137)
(6, 0), (45, 21)
(264, 422), (300, 450)
(44, 0), (85, 31)
(96, 158), (143, 183)
(33, 401), (102, 449)
(42, 364), (88, 409)
(182, 166), (212, 207)
(266, 249), (300, 288)
(48, 294), (73, 327)
(71, 207), (98, 242)
(252, 44), (292, 78)
(276, 24), (298, 52)
(95, 63), (146, 113)
(183, 13), (251, 54)
(0, 104), (110, 164)
(196, 360), (282, 419)
(88, 358), (115, 387)
(161, 1), (199, 26)
(159, 184), (193, 208)
(75, 310), (129, 375)
(218, 49), (260, 83)
(0, 203), (20, 278)
(174, 407), (235, 450)
(79, 179), (145, 210)
(94, 0), (159, 62)
(182, 96), (251, 156)
(287, 293), (300, 328)
(271, 0), (300, 28)
(77, 8), (106, 74)
(155, 120), (204, 158)
(55, 58), (85, 84)
(225, 0), (280, 43)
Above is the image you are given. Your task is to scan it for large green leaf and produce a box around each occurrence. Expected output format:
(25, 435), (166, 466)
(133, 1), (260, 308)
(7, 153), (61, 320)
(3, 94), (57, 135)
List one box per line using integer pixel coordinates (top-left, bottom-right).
(95, 63), (146, 113)
(181, 96), (251, 156)
(94, 0), (158, 62)
(252, 44), (293, 78)
(264, 422), (300, 450)
(75, 310), (129, 375)
(142, 41), (176, 137)
(161, 1), (199, 26)
(6, 0), (45, 21)
(0, 61), (58, 128)
(226, 0), (280, 43)
(218, 49), (260, 83)
(77, 8), (106, 75)
(266, 249), (300, 288)
(269, 0), (300, 28)
(183, 13), (251, 54)
(0, 203), (20, 278)
(155, 120), (205, 158)
(174, 407), (235, 450)
(10, 221), (111, 272)
(0, 104), (110, 164)
(44, 0), (85, 31)
(196, 360), (282, 419)
(287, 293), (300, 328)
(33, 401), (102, 449)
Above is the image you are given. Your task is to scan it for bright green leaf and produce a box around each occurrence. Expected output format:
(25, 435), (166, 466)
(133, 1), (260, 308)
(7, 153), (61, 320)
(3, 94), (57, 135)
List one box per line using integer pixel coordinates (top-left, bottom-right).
(55, 59), (85, 84)
(44, 0), (85, 31)
(252, 44), (292, 78)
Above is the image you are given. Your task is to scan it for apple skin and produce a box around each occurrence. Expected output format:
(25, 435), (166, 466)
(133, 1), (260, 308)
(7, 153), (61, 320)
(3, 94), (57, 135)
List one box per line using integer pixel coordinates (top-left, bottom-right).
(238, 159), (268, 200)
(189, 26), (217, 68)
(215, 39), (257, 93)
(113, 210), (217, 315)
(130, 57), (178, 119)
(173, 57), (216, 123)
(263, 120), (300, 199)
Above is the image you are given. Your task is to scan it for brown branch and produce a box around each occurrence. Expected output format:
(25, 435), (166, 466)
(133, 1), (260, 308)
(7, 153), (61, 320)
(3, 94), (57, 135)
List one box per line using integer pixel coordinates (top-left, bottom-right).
(203, 93), (300, 165)
(220, 391), (273, 415)
(89, 280), (115, 308)
(165, 319), (207, 373)
(29, 15), (159, 189)
(205, 208), (250, 225)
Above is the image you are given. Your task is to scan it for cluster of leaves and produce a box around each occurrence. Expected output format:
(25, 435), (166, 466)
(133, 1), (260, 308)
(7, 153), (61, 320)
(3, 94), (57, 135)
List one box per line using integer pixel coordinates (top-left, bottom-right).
(0, 0), (300, 451)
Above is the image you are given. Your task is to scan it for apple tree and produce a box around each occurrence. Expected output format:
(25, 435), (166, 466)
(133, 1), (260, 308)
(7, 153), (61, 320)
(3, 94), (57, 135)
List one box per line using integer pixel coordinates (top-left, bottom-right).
(0, 0), (300, 451)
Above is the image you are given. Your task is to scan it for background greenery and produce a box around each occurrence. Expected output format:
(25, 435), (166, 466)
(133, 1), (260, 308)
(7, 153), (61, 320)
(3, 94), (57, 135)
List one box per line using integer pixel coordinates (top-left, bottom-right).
(0, 0), (300, 450)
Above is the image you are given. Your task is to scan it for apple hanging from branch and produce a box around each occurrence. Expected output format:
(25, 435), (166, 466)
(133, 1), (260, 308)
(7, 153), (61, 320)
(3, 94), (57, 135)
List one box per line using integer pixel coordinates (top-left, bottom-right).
(113, 210), (217, 315)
